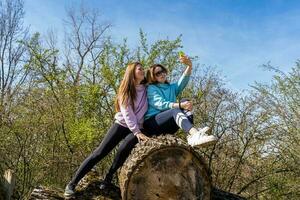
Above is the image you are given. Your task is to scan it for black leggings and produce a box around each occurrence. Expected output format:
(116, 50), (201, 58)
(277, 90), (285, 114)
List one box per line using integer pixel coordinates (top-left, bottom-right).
(144, 105), (194, 136)
(69, 123), (140, 186)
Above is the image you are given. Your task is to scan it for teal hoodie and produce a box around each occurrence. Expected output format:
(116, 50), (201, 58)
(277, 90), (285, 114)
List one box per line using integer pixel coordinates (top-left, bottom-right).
(145, 74), (190, 119)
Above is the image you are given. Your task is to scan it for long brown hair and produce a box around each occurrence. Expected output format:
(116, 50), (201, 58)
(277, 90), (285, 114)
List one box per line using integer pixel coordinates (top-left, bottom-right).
(115, 62), (145, 112)
(146, 64), (169, 84)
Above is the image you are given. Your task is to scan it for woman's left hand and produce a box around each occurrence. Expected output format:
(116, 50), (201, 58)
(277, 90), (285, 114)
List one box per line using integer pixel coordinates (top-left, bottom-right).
(136, 133), (150, 143)
(181, 101), (193, 111)
(179, 55), (192, 67)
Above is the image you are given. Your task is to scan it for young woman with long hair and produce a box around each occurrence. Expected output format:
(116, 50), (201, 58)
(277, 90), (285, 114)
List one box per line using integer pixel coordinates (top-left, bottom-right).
(64, 62), (149, 197)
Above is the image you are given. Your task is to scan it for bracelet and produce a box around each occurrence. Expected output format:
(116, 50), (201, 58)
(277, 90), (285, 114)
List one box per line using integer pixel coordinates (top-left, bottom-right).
(179, 101), (182, 109)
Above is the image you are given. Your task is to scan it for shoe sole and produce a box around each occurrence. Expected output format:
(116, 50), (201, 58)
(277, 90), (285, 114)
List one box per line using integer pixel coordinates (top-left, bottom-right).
(192, 139), (217, 148)
(64, 193), (75, 199)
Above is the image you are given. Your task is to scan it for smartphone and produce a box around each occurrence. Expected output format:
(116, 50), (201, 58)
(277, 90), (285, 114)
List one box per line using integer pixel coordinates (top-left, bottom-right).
(178, 51), (185, 57)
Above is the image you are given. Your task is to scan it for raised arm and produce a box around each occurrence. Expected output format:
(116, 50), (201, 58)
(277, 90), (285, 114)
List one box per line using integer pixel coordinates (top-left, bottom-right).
(175, 55), (192, 96)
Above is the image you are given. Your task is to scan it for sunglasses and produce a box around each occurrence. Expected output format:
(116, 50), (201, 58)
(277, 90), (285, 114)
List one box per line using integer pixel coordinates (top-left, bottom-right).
(154, 69), (167, 77)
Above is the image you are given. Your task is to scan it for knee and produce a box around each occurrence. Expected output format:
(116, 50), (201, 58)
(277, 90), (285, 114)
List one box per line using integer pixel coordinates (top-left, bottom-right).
(180, 98), (189, 103)
(184, 110), (193, 117)
(85, 153), (101, 165)
(89, 145), (108, 162)
(170, 108), (182, 114)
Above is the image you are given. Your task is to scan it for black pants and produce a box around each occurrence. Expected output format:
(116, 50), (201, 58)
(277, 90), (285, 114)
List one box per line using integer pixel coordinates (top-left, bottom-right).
(69, 123), (140, 187)
(144, 100), (194, 136)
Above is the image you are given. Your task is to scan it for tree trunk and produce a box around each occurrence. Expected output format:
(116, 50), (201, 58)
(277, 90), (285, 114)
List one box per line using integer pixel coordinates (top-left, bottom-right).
(118, 135), (212, 200)
(2, 169), (16, 200)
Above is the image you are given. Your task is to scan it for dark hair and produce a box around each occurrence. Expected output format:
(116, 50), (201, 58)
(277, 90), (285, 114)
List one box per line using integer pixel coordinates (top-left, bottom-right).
(146, 64), (169, 84)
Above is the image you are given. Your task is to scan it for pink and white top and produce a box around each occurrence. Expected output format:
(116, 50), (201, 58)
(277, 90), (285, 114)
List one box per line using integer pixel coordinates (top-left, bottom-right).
(114, 84), (148, 135)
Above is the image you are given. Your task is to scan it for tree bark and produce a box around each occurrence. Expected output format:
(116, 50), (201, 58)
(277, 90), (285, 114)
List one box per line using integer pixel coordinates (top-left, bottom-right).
(119, 135), (212, 200)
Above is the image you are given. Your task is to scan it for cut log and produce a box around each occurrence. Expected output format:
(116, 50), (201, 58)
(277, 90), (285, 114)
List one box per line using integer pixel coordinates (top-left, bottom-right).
(29, 185), (247, 200)
(118, 135), (212, 200)
(28, 135), (247, 200)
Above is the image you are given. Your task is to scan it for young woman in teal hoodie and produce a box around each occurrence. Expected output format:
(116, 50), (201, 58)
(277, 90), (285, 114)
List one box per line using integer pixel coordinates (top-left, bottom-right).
(144, 55), (217, 147)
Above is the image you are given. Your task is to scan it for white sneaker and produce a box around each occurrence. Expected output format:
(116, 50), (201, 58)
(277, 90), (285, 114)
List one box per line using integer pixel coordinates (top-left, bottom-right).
(187, 127), (217, 147)
(64, 183), (75, 198)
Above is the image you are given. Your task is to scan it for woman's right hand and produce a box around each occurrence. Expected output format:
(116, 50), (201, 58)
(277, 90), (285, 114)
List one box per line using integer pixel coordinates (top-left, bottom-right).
(179, 54), (192, 67)
(179, 54), (192, 75)
(136, 133), (150, 143)
(181, 101), (193, 110)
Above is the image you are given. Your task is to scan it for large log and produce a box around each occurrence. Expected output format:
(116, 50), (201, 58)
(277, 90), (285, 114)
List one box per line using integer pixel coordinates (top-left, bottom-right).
(28, 135), (247, 200)
(28, 172), (246, 199)
(119, 135), (212, 200)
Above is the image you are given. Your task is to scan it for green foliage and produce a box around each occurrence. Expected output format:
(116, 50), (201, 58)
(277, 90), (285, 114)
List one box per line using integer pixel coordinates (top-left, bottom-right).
(250, 62), (300, 198)
(68, 118), (97, 145)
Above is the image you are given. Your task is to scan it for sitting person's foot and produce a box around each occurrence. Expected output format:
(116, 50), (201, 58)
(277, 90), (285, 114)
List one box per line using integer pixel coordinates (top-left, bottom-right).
(64, 182), (75, 198)
(187, 126), (217, 147)
(99, 175), (113, 190)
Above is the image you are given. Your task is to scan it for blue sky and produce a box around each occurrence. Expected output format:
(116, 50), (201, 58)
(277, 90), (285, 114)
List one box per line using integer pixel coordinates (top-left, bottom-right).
(23, 0), (300, 91)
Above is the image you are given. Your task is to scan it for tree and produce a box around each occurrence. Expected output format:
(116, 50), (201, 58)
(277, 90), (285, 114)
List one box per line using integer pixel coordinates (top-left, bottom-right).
(0, 0), (30, 197)
(250, 62), (300, 199)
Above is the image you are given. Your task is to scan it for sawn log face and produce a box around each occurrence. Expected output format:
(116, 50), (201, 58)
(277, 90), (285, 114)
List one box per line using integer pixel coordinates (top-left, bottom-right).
(119, 135), (212, 200)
